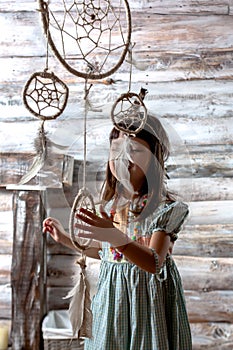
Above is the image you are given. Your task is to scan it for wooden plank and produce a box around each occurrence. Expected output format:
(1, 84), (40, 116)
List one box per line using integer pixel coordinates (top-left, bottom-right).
(174, 224), (233, 258)
(47, 255), (100, 289)
(1, 144), (232, 181)
(0, 284), (11, 319)
(1, 12), (233, 58)
(174, 256), (233, 291)
(45, 200), (233, 229)
(47, 287), (233, 323)
(0, 0), (38, 12)
(0, 189), (12, 211)
(46, 253), (233, 291)
(0, 153), (73, 188)
(168, 177), (233, 202)
(186, 290), (233, 323)
(129, 0), (230, 14)
(0, 116), (232, 158)
(229, 0), (233, 15)
(188, 200), (233, 225)
(1, 47), (233, 89)
(11, 190), (46, 350)
(168, 146), (233, 178)
(45, 223), (233, 258)
(1, 150), (232, 209)
(0, 255), (11, 284)
(191, 322), (233, 350)
(0, 240), (12, 255)
(0, 0), (230, 15)
(0, 207), (13, 255)
(1, 78), (233, 123)
(50, 145), (233, 180)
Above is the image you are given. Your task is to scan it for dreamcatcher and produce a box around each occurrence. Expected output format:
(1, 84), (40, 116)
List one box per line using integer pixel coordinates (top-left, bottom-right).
(38, 0), (131, 79)
(36, 0), (132, 339)
(111, 44), (148, 135)
(19, 5), (69, 185)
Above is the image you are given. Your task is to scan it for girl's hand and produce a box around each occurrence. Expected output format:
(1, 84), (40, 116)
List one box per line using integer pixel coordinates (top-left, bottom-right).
(43, 217), (70, 244)
(75, 208), (128, 247)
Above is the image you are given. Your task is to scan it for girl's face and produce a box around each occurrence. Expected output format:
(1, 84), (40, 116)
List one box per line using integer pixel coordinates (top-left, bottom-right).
(109, 132), (152, 193)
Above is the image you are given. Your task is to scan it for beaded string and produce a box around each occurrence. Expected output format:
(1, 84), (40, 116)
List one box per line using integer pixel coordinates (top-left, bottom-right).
(109, 194), (148, 262)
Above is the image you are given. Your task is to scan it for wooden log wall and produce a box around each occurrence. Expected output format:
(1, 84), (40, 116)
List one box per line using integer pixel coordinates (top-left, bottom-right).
(0, 0), (233, 348)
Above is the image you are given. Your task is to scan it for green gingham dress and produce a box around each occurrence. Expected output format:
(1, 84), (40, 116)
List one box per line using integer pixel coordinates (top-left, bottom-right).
(84, 201), (192, 350)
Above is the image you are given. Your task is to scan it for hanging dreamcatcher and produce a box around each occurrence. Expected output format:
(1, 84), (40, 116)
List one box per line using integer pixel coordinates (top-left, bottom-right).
(19, 7), (69, 185)
(111, 44), (148, 135)
(38, 0), (131, 79)
(108, 42), (149, 225)
(36, 0), (132, 339)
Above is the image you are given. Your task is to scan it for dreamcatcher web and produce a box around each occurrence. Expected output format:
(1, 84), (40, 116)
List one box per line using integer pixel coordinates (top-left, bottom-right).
(111, 90), (147, 134)
(39, 0), (131, 79)
(23, 71), (69, 120)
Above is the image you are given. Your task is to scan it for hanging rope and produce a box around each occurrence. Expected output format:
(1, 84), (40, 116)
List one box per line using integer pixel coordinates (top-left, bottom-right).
(67, 81), (96, 339)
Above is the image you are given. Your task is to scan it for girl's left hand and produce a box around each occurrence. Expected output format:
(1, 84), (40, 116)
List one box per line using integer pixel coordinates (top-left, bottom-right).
(75, 208), (127, 247)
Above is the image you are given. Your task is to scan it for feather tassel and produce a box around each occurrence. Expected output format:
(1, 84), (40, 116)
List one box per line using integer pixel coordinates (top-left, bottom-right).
(113, 135), (134, 195)
(18, 121), (48, 185)
(63, 255), (93, 339)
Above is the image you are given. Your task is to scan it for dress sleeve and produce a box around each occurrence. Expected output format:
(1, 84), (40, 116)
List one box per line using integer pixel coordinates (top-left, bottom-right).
(148, 201), (189, 241)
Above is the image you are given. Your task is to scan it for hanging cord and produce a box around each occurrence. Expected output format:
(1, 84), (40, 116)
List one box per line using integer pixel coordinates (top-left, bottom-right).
(44, 2), (49, 71)
(38, 1), (50, 71)
(83, 80), (93, 188)
(66, 79), (95, 339)
(69, 79), (95, 251)
(127, 42), (135, 92)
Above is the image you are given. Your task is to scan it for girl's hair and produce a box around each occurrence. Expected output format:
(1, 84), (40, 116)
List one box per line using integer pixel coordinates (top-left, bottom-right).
(101, 114), (175, 219)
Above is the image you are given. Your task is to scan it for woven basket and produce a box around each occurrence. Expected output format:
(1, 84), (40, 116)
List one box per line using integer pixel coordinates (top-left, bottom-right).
(44, 338), (84, 350)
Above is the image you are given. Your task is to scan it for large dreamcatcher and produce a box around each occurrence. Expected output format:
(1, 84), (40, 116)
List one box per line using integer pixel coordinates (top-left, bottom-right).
(30, 0), (132, 339)
(38, 0), (131, 79)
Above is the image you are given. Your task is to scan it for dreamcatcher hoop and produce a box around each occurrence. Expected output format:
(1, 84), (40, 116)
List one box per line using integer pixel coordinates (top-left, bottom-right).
(23, 70), (69, 120)
(38, 0), (132, 79)
(111, 91), (147, 135)
(69, 187), (96, 251)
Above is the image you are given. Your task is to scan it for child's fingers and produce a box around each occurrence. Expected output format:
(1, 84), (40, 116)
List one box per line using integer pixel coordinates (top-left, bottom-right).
(99, 204), (110, 220)
(78, 208), (97, 220)
(76, 213), (94, 226)
(43, 225), (52, 234)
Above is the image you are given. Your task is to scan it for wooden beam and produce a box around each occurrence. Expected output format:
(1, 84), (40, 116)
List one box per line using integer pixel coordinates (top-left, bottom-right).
(11, 190), (46, 350)
(0, 0), (231, 15)
(185, 290), (233, 323)
(188, 200), (233, 225)
(0, 285), (11, 320)
(190, 322), (233, 349)
(174, 224), (233, 257)
(45, 253), (233, 292)
(46, 286), (233, 323)
(174, 256), (233, 291)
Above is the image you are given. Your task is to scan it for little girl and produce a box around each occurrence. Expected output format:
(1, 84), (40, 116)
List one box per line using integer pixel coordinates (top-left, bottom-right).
(43, 114), (192, 349)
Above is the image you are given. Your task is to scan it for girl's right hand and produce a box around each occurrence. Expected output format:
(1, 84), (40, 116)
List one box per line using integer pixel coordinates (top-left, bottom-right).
(43, 217), (69, 244)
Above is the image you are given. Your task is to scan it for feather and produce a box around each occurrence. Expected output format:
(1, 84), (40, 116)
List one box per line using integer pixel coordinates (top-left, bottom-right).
(63, 256), (93, 338)
(113, 136), (134, 195)
(79, 272), (92, 338)
(18, 151), (47, 185)
(126, 56), (152, 71)
(18, 122), (47, 185)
